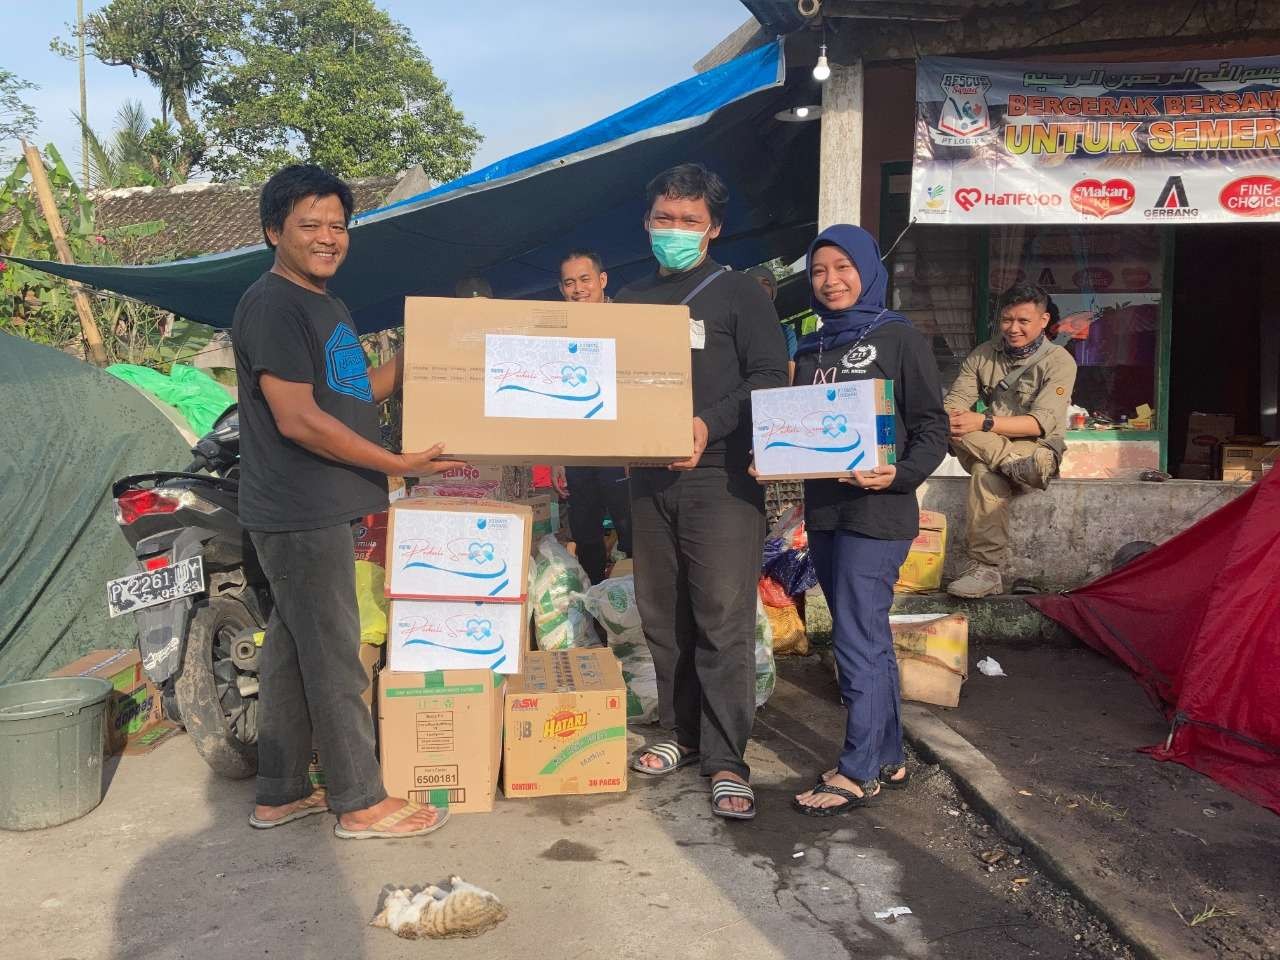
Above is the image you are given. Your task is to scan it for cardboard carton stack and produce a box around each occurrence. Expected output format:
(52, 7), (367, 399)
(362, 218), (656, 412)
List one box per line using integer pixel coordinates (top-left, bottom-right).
(51, 649), (180, 755)
(1219, 443), (1279, 483)
(895, 511), (948, 594)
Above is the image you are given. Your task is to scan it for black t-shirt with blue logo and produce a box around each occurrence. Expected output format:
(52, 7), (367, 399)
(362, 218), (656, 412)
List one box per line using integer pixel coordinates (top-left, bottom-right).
(232, 271), (387, 532)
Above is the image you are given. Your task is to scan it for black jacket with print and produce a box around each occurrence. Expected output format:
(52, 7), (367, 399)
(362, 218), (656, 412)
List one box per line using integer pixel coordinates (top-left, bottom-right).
(792, 322), (948, 541)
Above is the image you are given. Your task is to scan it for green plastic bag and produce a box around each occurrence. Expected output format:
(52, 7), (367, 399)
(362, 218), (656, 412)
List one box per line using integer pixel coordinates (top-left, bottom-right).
(105, 363), (233, 437)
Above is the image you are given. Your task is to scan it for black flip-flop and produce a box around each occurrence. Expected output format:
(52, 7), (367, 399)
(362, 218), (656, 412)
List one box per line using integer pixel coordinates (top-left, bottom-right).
(879, 764), (911, 790)
(630, 741), (700, 776)
(1010, 579), (1040, 596)
(792, 779), (881, 817)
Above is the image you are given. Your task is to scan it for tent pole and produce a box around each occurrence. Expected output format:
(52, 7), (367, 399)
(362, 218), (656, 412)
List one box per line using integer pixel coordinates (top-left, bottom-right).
(21, 140), (110, 367)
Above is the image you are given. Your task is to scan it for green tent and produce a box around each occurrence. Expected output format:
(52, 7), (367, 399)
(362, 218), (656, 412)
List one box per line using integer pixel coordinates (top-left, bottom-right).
(0, 334), (191, 680)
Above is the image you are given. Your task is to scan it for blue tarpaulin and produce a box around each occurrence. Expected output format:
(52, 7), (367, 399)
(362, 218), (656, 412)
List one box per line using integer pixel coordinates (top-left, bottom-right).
(10, 40), (820, 333)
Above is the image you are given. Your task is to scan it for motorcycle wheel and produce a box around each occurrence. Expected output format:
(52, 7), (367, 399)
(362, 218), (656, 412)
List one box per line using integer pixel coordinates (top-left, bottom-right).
(176, 596), (259, 779)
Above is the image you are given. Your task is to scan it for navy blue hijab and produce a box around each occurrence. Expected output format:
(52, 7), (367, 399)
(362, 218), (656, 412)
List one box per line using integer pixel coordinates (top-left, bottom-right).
(794, 224), (910, 357)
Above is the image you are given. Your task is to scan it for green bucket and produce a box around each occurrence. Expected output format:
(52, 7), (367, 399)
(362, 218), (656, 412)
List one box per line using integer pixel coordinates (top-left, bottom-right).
(0, 677), (113, 831)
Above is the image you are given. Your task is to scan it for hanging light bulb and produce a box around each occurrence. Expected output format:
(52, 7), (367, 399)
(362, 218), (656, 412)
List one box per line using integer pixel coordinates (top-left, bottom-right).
(796, 106), (810, 118)
(813, 44), (831, 82)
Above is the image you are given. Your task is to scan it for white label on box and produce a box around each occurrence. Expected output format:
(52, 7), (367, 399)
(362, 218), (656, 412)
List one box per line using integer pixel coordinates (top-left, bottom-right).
(483, 334), (617, 421)
(752, 381), (892, 476)
(389, 599), (524, 674)
(390, 507), (526, 600)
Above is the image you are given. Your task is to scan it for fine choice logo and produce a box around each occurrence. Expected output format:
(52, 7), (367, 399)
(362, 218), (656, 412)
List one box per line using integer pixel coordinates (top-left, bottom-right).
(1219, 175), (1280, 217)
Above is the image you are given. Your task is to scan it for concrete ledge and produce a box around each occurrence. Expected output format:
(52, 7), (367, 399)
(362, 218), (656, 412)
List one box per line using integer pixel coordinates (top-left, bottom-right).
(916, 476), (1247, 587)
(901, 703), (1196, 960)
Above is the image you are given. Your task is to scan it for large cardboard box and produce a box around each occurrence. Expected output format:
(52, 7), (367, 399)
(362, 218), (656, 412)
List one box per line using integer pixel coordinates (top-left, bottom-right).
(502, 649), (628, 798)
(388, 599), (526, 674)
(386, 499), (532, 601)
(1184, 412), (1235, 465)
(403, 297), (692, 466)
(515, 494), (555, 541)
(895, 511), (948, 594)
(890, 613), (968, 708)
(377, 669), (506, 814)
(52, 649), (162, 754)
(751, 380), (896, 480)
(1219, 443), (1279, 483)
(353, 512), (388, 565)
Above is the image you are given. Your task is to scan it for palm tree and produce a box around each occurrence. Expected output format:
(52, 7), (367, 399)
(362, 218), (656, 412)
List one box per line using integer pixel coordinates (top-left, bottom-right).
(75, 101), (185, 189)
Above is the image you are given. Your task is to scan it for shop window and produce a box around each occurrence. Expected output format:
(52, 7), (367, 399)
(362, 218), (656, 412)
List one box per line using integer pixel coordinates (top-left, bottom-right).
(989, 225), (1163, 432)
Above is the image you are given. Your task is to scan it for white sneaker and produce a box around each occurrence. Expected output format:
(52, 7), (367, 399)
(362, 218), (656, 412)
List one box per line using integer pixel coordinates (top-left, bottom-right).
(947, 562), (1003, 598)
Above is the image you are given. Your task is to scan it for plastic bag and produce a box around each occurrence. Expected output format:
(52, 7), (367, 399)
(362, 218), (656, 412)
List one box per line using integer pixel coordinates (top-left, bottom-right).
(764, 548), (818, 596)
(354, 560), (388, 645)
(529, 536), (592, 650)
(582, 576), (658, 723)
(105, 363), (234, 437)
(755, 597), (776, 707)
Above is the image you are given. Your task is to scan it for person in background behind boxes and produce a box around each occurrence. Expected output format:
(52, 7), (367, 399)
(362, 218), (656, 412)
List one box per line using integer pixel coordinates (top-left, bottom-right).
(943, 284), (1077, 598)
(232, 164), (462, 839)
(455, 275), (493, 298)
(619, 163), (789, 820)
(557, 249), (632, 584)
(744, 265), (796, 384)
(783, 225), (948, 816)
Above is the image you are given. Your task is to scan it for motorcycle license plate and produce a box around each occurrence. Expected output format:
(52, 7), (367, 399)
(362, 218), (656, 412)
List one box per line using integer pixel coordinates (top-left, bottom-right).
(107, 557), (205, 618)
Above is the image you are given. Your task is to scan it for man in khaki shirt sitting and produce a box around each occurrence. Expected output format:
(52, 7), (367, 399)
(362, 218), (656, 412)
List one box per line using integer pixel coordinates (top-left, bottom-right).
(944, 284), (1077, 598)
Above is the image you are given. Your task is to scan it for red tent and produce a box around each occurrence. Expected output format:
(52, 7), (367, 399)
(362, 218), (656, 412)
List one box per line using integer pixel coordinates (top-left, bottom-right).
(1031, 467), (1280, 815)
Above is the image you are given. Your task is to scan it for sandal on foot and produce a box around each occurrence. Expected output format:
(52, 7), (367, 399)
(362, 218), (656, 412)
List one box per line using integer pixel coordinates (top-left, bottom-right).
(248, 792), (329, 829)
(879, 764), (910, 790)
(333, 802), (449, 840)
(631, 741), (699, 776)
(711, 779), (756, 821)
(792, 779), (881, 817)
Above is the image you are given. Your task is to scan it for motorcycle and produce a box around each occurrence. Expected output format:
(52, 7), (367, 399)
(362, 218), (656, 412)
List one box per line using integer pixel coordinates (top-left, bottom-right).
(107, 405), (266, 779)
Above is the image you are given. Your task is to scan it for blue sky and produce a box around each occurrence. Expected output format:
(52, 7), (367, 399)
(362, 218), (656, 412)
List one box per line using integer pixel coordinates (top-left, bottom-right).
(7, 0), (751, 180)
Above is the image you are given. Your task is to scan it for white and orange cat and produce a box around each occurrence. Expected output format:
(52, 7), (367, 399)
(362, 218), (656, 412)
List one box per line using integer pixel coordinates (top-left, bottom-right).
(370, 877), (507, 940)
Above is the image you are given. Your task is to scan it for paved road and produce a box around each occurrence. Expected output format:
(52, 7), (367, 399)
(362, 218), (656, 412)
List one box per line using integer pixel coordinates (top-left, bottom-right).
(3, 659), (1115, 959)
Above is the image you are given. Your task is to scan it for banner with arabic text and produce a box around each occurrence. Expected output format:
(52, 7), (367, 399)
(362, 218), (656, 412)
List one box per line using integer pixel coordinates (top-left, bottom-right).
(911, 56), (1280, 224)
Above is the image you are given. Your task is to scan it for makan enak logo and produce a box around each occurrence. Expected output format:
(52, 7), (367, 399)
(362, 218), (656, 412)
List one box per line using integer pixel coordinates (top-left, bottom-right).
(1144, 176), (1198, 220)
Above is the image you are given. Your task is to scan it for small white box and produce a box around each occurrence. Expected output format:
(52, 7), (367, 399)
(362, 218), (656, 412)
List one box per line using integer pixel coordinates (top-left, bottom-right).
(751, 379), (897, 480)
(388, 599), (526, 674)
(386, 500), (532, 601)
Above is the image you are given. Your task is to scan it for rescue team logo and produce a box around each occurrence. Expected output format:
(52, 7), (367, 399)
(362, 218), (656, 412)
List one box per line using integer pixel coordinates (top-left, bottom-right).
(1069, 179), (1136, 219)
(1144, 176), (1198, 220)
(937, 73), (992, 140)
(543, 710), (588, 739)
(954, 187), (1062, 212)
(1219, 175), (1280, 217)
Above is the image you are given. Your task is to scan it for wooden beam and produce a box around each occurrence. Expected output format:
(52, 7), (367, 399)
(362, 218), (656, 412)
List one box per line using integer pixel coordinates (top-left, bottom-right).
(818, 60), (866, 230)
(21, 141), (109, 367)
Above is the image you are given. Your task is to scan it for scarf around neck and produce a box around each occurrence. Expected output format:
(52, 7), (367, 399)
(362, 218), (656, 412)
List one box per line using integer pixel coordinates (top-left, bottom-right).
(1002, 332), (1047, 362)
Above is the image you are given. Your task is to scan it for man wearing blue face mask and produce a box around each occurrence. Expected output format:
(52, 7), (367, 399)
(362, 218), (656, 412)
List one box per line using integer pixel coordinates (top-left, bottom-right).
(617, 163), (789, 821)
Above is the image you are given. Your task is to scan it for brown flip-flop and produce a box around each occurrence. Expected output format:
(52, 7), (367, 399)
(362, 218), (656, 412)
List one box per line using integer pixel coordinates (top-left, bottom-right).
(333, 802), (450, 840)
(248, 790), (329, 829)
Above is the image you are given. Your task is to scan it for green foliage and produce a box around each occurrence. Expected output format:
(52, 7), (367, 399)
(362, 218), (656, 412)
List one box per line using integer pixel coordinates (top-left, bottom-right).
(0, 70), (38, 163)
(0, 144), (209, 366)
(66, 0), (480, 185)
(77, 101), (188, 189)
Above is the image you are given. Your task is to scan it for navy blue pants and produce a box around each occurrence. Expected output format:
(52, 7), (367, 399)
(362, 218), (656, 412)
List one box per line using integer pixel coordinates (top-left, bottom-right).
(808, 530), (912, 783)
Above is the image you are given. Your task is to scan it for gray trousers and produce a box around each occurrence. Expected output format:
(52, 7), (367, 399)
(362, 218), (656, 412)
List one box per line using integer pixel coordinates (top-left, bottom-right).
(250, 523), (386, 814)
(630, 466), (765, 780)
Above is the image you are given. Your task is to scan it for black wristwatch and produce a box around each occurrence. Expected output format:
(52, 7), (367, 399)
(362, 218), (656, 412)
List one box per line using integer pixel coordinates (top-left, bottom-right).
(982, 414), (995, 432)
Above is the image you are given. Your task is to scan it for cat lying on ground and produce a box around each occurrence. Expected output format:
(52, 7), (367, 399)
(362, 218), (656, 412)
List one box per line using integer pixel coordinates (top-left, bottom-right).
(370, 876), (507, 939)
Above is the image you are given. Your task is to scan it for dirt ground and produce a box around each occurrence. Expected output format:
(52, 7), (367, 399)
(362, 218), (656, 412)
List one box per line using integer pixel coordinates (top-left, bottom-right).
(930, 642), (1280, 960)
(2, 657), (1143, 960)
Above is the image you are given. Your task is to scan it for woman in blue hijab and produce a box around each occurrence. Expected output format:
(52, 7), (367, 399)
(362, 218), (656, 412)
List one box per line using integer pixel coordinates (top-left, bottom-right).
(789, 225), (949, 815)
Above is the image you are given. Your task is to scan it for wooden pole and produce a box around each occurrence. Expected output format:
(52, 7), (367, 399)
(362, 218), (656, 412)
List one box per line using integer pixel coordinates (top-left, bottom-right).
(21, 140), (109, 366)
(817, 59), (865, 231)
(78, 0), (88, 188)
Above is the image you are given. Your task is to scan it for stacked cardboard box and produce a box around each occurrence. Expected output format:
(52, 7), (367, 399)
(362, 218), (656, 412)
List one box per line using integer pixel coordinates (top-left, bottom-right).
(889, 613), (969, 708)
(51, 649), (176, 755)
(895, 511), (948, 594)
(502, 649), (628, 798)
(1219, 443), (1279, 483)
(410, 464), (531, 502)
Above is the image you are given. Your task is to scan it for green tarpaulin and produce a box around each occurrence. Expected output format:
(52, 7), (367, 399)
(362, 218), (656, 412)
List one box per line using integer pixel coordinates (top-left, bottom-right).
(0, 333), (191, 681)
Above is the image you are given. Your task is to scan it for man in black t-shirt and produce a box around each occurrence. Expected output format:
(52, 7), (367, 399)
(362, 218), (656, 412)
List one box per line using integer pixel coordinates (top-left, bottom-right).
(618, 164), (789, 820)
(232, 164), (460, 839)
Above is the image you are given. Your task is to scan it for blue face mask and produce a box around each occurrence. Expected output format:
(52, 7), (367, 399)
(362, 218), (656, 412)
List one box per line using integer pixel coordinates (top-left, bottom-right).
(649, 226), (708, 272)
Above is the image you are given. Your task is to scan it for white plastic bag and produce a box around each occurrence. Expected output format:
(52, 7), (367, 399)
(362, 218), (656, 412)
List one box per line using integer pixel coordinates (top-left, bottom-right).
(582, 576), (658, 723)
(529, 536), (592, 650)
(754, 596), (776, 708)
